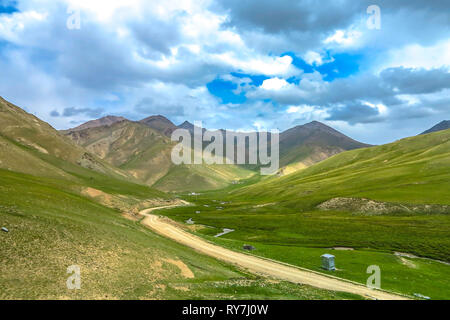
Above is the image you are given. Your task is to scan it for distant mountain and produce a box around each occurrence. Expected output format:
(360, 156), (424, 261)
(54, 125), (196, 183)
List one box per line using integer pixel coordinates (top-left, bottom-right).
(68, 114), (178, 137)
(0, 97), (133, 181)
(68, 115), (127, 131)
(173, 120), (370, 174)
(178, 120), (194, 131)
(420, 120), (450, 135)
(0, 97), (373, 191)
(64, 115), (370, 182)
(65, 120), (174, 185)
(139, 115), (177, 136)
(278, 121), (371, 174)
(177, 120), (208, 135)
(64, 119), (253, 191)
(233, 124), (450, 213)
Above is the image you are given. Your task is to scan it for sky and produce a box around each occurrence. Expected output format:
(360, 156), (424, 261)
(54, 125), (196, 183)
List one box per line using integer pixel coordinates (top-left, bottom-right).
(0, 0), (449, 144)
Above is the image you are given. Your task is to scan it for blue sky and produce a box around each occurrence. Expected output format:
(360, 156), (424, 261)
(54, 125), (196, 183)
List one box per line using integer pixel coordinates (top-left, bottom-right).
(0, 0), (449, 144)
(0, 1), (18, 14)
(206, 52), (363, 104)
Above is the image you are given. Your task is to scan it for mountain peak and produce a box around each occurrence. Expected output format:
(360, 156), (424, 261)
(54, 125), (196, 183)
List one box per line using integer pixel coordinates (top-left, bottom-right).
(303, 120), (328, 128)
(69, 115), (127, 131)
(139, 115), (176, 136)
(288, 121), (341, 136)
(280, 120), (370, 151)
(140, 115), (172, 123)
(420, 120), (450, 135)
(178, 120), (194, 128)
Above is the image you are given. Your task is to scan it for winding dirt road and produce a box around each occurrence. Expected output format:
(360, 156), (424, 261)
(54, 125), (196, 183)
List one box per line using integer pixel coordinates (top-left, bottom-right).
(140, 204), (409, 300)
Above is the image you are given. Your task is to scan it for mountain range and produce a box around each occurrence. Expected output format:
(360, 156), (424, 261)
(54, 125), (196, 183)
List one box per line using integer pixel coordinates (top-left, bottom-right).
(2, 95), (445, 192)
(1, 95), (449, 299)
(61, 114), (370, 191)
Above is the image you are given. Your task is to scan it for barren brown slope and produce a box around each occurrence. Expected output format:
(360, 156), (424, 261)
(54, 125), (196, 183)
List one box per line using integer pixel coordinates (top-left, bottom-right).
(64, 115), (127, 132)
(65, 120), (174, 185)
(64, 120), (254, 191)
(140, 115), (178, 137)
(278, 121), (371, 173)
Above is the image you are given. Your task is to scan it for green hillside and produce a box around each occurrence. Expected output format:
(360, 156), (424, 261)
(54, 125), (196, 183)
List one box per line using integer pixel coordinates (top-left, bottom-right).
(159, 129), (450, 299)
(1, 96), (448, 299)
(0, 97), (134, 182)
(236, 128), (450, 207)
(0, 98), (358, 300)
(1, 169), (359, 300)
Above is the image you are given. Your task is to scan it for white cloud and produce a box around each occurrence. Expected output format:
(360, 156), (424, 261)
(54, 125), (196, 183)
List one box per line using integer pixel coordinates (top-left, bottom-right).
(0, 0), (449, 144)
(381, 40), (450, 71)
(362, 101), (388, 116)
(324, 29), (362, 46)
(0, 10), (48, 43)
(212, 53), (299, 76)
(286, 106), (300, 113)
(302, 50), (333, 66)
(285, 104), (327, 120)
(65, 0), (141, 21)
(261, 77), (289, 90)
(396, 94), (420, 106)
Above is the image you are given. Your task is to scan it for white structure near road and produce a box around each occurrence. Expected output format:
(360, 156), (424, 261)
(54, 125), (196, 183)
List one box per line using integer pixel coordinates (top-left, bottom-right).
(321, 254), (336, 271)
(214, 228), (235, 238)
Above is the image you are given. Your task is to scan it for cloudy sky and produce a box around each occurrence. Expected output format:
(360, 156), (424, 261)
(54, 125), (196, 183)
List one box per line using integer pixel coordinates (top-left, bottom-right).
(0, 0), (449, 144)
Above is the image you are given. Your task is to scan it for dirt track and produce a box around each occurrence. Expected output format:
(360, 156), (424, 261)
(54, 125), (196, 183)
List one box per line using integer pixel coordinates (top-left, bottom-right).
(140, 205), (409, 300)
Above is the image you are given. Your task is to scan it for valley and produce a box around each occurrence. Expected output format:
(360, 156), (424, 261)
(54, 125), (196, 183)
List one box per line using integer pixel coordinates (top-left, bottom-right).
(141, 208), (408, 300)
(1, 0), (449, 308)
(1, 96), (448, 300)
(157, 129), (450, 299)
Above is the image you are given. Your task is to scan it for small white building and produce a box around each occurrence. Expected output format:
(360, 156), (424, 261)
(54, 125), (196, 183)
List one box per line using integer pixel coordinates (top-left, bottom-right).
(321, 254), (335, 271)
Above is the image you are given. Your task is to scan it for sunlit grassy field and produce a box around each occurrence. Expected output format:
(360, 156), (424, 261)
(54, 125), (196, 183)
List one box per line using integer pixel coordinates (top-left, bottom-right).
(0, 169), (360, 300)
(160, 130), (450, 299)
(160, 199), (450, 299)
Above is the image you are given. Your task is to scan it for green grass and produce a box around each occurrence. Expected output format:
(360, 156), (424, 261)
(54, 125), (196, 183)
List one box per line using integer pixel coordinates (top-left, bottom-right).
(153, 162), (254, 192)
(1, 97), (448, 299)
(158, 130), (450, 299)
(0, 169), (361, 300)
(209, 238), (450, 300)
(161, 203), (450, 299)
(234, 128), (450, 208)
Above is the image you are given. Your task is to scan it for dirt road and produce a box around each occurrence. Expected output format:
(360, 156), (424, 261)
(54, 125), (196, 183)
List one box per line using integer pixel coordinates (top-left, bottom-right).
(140, 205), (409, 300)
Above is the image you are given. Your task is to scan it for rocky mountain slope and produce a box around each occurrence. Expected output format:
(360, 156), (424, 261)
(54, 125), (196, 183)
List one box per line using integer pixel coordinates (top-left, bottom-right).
(421, 120), (450, 135)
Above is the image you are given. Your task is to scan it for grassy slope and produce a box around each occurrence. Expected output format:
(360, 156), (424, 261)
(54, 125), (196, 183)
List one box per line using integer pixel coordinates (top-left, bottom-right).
(0, 99), (359, 299)
(2, 96), (446, 299)
(0, 169), (359, 300)
(236, 128), (450, 207)
(160, 130), (450, 299)
(0, 97), (132, 182)
(153, 162), (253, 192)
